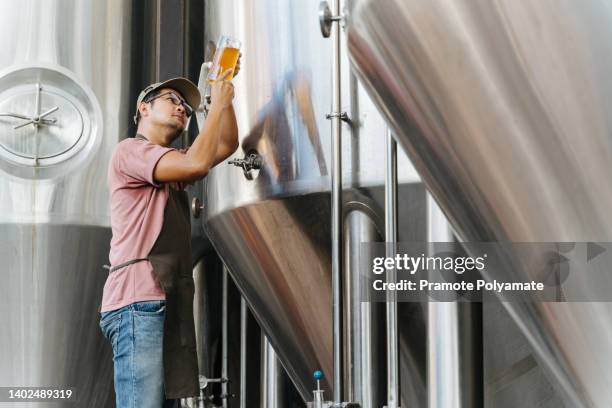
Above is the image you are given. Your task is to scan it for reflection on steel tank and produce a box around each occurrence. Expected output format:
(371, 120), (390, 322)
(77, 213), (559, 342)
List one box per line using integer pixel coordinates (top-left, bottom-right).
(0, 1), (158, 406)
(202, 0), (423, 404)
(347, 0), (612, 406)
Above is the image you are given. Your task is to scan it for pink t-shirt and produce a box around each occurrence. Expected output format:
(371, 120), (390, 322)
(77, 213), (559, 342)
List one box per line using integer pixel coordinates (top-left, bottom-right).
(100, 137), (178, 312)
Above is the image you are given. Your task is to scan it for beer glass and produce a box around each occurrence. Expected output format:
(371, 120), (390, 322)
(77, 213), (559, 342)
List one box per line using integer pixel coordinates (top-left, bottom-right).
(207, 35), (241, 82)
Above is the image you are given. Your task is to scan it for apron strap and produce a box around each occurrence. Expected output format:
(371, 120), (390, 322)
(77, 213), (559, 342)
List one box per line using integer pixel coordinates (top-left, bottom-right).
(106, 258), (149, 273)
(98, 256), (149, 314)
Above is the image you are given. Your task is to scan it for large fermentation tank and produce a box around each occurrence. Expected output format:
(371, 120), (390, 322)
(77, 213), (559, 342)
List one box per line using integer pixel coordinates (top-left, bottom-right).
(202, 0), (423, 403)
(347, 0), (612, 407)
(0, 2), (158, 406)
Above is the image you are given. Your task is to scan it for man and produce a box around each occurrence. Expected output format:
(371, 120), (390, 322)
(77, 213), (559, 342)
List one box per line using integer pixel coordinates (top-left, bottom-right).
(98, 65), (238, 408)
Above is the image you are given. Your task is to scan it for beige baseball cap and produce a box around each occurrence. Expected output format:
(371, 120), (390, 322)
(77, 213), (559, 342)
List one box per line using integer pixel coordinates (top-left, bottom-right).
(133, 77), (201, 124)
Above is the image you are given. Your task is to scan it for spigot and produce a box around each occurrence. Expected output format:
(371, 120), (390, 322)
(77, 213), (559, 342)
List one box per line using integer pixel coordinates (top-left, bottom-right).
(228, 150), (263, 180)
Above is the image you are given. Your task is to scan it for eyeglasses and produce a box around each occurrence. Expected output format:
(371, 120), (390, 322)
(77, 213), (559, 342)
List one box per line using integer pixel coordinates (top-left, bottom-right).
(145, 91), (194, 117)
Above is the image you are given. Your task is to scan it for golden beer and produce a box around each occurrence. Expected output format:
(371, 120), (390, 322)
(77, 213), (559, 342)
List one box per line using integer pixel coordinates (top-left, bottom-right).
(208, 36), (241, 82)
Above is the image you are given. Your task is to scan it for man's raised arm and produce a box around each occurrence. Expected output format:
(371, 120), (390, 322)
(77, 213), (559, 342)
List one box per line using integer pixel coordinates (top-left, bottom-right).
(154, 69), (237, 183)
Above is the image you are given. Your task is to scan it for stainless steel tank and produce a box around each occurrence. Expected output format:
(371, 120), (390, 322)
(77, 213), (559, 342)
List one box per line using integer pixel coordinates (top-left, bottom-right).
(0, 1), (158, 406)
(347, 0), (612, 406)
(202, 0), (421, 402)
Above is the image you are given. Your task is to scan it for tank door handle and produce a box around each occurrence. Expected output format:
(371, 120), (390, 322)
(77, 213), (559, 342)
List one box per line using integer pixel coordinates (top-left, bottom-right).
(191, 197), (204, 219)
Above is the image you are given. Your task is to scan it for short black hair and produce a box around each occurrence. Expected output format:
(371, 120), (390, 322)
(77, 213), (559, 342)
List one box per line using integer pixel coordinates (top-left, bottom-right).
(143, 88), (164, 104)
(135, 88), (164, 124)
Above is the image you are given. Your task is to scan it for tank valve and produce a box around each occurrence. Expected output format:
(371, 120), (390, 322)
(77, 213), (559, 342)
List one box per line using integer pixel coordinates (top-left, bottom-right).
(309, 371), (361, 408)
(312, 370), (326, 408)
(198, 374), (228, 389)
(228, 150), (262, 180)
(325, 111), (351, 123)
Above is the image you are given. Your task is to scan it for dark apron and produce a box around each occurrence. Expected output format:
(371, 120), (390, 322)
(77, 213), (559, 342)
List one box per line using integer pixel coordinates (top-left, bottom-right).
(106, 135), (199, 398)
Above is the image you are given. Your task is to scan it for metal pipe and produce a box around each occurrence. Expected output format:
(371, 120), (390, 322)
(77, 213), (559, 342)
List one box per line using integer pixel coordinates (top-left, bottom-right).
(458, 303), (483, 408)
(385, 128), (399, 408)
(314, 389), (325, 408)
(426, 196), (459, 408)
(426, 196), (483, 408)
(192, 258), (210, 408)
(345, 208), (381, 408)
(260, 334), (284, 408)
(222, 267), (229, 408)
(427, 195), (484, 408)
(240, 297), (247, 408)
(331, 0), (343, 403)
(344, 214), (355, 403)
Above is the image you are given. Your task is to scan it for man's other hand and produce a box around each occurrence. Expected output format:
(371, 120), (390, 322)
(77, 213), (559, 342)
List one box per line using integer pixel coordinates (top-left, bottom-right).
(210, 68), (235, 110)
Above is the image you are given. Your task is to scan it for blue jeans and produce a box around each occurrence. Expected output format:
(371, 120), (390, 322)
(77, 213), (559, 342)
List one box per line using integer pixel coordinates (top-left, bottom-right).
(99, 300), (176, 408)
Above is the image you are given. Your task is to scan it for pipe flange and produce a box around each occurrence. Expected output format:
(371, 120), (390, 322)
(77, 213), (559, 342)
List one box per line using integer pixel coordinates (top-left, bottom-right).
(319, 2), (333, 38)
(319, 2), (343, 38)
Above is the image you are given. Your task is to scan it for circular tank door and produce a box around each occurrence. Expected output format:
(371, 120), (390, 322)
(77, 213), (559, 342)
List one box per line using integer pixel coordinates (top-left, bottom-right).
(0, 65), (101, 179)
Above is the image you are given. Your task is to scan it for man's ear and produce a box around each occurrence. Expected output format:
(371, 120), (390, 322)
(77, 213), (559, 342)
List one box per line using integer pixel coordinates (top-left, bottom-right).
(139, 102), (149, 119)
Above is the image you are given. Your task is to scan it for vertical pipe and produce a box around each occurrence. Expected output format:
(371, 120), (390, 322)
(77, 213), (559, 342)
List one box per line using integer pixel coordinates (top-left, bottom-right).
(345, 209), (381, 408)
(385, 128), (399, 407)
(426, 196), (459, 408)
(260, 333), (270, 408)
(222, 267), (229, 408)
(458, 303), (483, 408)
(344, 217), (354, 404)
(426, 196), (483, 407)
(331, 0), (343, 403)
(260, 334), (284, 408)
(240, 297), (247, 408)
(192, 259), (210, 407)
